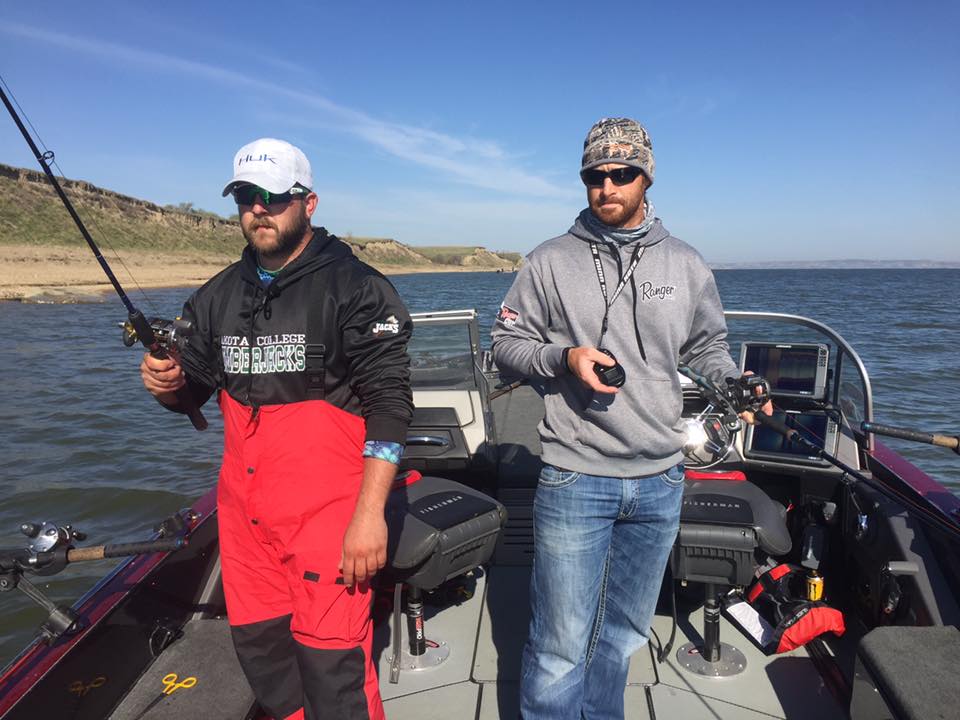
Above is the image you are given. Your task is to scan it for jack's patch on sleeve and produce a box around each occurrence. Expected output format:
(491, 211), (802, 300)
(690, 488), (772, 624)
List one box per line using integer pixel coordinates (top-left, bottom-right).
(370, 314), (401, 336)
(497, 304), (519, 327)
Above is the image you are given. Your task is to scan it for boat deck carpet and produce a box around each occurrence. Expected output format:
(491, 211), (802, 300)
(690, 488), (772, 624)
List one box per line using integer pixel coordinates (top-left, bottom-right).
(107, 616), (255, 720)
(855, 625), (960, 720)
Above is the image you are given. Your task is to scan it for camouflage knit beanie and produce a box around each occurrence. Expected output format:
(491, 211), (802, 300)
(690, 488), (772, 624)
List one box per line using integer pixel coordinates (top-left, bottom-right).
(581, 117), (655, 185)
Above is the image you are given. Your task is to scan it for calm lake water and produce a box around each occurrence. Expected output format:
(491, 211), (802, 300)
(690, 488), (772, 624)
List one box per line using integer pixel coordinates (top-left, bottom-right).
(1, 268), (958, 664)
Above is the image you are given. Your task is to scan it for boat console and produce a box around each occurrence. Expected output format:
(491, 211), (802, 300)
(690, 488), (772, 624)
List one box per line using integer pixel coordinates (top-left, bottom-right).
(739, 341), (830, 401)
(743, 408), (840, 466)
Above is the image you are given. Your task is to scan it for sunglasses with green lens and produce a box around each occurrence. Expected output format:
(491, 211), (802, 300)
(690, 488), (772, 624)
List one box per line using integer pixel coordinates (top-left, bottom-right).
(232, 185), (308, 207)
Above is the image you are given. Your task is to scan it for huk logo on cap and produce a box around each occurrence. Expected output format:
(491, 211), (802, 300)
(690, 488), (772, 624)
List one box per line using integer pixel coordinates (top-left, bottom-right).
(238, 153), (278, 166)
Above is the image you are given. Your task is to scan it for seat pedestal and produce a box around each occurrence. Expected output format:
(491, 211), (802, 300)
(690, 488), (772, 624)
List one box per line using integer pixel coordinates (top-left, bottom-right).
(388, 584), (451, 683)
(669, 478), (792, 679)
(676, 583), (747, 677)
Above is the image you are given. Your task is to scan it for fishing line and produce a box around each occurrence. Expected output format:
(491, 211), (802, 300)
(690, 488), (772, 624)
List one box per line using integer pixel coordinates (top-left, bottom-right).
(0, 73), (159, 315)
(1, 75), (207, 430)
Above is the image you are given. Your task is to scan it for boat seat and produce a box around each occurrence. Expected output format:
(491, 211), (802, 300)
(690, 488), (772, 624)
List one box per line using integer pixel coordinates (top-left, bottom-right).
(672, 475), (791, 587)
(668, 473), (792, 676)
(380, 473), (507, 684)
(382, 473), (506, 590)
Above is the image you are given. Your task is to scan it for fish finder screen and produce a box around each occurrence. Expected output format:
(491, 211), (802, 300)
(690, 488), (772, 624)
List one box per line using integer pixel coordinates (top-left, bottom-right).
(742, 344), (824, 397)
(750, 411), (828, 456)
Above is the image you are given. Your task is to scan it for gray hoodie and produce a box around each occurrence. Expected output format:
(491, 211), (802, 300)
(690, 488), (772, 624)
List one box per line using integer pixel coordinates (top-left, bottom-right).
(490, 213), (738, 478)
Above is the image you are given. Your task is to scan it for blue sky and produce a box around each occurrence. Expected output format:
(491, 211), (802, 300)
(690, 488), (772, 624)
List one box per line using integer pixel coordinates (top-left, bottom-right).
(1, 2), (957, 262)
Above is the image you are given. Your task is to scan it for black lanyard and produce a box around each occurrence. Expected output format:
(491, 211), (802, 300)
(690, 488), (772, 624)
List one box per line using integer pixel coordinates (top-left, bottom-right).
(590, 241), (646, 344)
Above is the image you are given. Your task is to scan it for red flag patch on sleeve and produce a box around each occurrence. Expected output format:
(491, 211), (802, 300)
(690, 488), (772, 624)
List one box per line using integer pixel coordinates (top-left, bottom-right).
(497, 304), (519, 327)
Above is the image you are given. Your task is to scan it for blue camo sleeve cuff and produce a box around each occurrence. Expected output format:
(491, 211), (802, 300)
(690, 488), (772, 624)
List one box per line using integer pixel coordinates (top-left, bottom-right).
(363, 440), (405, 465)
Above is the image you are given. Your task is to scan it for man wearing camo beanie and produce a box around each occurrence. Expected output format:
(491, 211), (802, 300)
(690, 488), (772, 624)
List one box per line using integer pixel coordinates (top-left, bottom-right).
(492, 118), (768, 719)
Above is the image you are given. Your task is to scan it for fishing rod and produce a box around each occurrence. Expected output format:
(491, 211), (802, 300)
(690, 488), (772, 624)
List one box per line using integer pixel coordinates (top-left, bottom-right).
(753, 411), (960, 535)
(862, 421), (959, 455)
(0, 81), (206, 430)
(678, 367), (960, 536)
(0, 520), (187, 641)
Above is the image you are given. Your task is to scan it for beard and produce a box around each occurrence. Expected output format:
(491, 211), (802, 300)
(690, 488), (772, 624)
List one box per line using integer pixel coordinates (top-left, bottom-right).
(590, 192), (644, 228)
(242, 207), (311, 261)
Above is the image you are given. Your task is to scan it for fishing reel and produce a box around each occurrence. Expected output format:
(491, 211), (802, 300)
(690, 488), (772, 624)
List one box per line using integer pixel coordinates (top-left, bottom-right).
(0, 521), (86, 579)
(1, 517), (188, 641)
(120, 316), (194, 356)
(678, 367), (771, 469)
(20, 521), (86, 556)
(119, 312), (209, 431)
(721, 374), (771, 415)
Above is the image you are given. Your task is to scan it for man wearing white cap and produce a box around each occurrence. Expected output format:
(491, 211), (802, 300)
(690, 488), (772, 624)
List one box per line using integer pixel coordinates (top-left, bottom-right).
(141, 138), (413, 720)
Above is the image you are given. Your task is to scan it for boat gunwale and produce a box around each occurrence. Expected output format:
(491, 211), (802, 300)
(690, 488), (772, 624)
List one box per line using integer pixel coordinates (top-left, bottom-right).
(0, 488), (218, 715)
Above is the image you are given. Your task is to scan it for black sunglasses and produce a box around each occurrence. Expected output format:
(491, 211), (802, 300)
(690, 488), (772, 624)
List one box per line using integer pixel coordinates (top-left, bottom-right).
(232, 185), (308, 207)
(580, 167), (644, 188)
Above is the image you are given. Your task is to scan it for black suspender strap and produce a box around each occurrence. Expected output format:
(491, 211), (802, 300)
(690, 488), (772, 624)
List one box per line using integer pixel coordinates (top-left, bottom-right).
(304, 271), (326, 400)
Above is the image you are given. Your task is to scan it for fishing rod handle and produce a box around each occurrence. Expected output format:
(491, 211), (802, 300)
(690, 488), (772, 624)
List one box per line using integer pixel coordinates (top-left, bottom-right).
(861, 422), (959, 451)
(130, 310), (207, 431)
(147, 345), (209, 431)
(66, 537), (186, 563)
(172, 384), (208, 431)
(753, 410), (796, 439)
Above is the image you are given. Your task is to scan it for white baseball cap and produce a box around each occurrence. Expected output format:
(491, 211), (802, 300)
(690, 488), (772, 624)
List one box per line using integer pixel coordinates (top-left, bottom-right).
(221, 138), (313, 197)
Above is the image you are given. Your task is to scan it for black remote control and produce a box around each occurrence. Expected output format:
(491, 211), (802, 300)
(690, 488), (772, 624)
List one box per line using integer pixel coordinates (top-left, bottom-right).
(593, 349), (625, 387)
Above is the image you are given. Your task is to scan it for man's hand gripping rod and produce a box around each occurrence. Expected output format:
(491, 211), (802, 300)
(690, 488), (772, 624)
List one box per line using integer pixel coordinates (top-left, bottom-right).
(0, 82), (206, 430)
(677, 365), (770, 419)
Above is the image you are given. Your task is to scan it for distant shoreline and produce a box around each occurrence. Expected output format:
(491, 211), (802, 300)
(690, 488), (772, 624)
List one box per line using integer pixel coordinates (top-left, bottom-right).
(0, 244), (514, 303)
(711, 263), (960, 270)
(2, 243), (956, 304)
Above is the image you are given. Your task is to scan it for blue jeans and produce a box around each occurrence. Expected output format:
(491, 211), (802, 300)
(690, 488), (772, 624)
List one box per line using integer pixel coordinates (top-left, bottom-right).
(519, 463), (684, 720)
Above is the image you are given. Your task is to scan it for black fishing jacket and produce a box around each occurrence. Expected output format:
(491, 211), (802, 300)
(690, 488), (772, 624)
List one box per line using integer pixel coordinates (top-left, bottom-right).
(176, 228), (414, 444)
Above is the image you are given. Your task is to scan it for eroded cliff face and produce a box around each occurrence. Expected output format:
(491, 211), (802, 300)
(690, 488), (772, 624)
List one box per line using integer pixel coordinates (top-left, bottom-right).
(3, 163), (242, 255)
(2, 162), (520, 269)
(343, 238), (433, 266)
(459, 247), (517, 268)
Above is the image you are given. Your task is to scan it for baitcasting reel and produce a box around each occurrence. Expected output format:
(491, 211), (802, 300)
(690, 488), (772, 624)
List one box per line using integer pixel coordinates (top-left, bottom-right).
(118, 313), (208, 431)
(1, 517), (189, 641)
(721, 374), (770, 415)
(120, 316), (194, 356)
(678, 367), (771, 470)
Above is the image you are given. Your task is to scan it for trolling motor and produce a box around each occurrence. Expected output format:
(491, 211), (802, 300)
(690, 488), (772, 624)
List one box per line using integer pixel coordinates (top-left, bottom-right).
(0, 80), (206, 431)
(0, 520), (188, 642)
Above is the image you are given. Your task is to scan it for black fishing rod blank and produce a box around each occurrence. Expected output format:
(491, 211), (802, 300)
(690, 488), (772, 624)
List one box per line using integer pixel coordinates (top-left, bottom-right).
(0, 81), (206, 430)
(752, 412), (960, 535)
